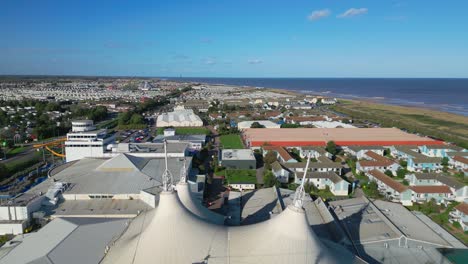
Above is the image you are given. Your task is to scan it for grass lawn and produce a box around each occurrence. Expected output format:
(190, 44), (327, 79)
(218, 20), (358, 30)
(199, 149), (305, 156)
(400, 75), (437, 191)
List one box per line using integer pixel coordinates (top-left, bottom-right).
(156, 127), (210, 135)
(225, 169), (257, 184)
(7, 147), (26, 156)
(220, 134), (244, 149)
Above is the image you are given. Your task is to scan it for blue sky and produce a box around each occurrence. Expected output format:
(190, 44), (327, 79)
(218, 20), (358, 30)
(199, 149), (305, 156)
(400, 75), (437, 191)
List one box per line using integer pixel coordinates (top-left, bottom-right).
(1, 0), (468, 77)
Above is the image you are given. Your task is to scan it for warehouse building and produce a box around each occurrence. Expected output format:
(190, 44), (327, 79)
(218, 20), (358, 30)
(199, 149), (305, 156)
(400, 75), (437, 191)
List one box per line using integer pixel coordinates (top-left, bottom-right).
(244, 128), (443, 148)
(156, 106), (203, 127)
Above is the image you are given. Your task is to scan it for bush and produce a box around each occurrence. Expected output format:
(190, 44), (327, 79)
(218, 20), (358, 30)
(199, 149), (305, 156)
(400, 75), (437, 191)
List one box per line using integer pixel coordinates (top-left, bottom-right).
(263, 170), (279, 188)
(326, 141), (337, 155)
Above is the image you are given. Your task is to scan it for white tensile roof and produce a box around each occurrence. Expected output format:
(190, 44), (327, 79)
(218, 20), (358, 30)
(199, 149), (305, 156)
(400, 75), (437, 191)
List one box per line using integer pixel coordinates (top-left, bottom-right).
(101, 189), (349, 264)
(176, 182), (225, 225)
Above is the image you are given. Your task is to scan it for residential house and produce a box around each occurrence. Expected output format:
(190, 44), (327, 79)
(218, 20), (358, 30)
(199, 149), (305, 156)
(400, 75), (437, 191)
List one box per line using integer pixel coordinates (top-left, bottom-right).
(449, 156), (468, 170)
(271, 161), (291, 184)
(284, 156), (342, 175)
(366, 170), (413, 206)
(295, 171), (349, 196)
(409, 186), (453, 204)
(449, 203), (468, 231)
(406, 173), (467, 202)
(419, 145), (464, 158)
(346, 146), (385, 159)
(391, 146), (442, 172)
(356, 151), (400, 175)
(263, 146), (297, 163)
(299, 146), (333, 159)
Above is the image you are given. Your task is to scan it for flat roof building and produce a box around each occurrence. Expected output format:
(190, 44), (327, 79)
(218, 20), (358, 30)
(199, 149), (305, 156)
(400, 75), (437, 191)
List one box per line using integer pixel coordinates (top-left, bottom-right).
(220, 149), (256, 170)
(244, 128), (443, 147)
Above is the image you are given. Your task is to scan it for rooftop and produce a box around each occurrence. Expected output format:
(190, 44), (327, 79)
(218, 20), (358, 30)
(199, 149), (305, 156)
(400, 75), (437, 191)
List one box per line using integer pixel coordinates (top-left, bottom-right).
(0, 217), (129, 264)
(222, 149), (255, 161)
(409, 185), (452, 194)
(304, 171), (345, 184)
(244, 128), (441, 147)
(455, 203), (468, 215)
(28, 154), (191, 196)
(367, 169), (408, 193)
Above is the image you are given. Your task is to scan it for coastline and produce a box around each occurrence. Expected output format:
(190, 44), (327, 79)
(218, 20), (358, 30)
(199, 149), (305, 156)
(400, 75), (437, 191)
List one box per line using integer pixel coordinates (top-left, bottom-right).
(178, 77), (468, 117)
(256, 85), (468, 120)
(198, 82), (468, 147)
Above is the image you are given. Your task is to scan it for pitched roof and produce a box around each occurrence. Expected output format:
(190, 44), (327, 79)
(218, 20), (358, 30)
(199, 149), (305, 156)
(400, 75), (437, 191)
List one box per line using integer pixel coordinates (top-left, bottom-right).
(305, 171), (346, 184)
(0, 218), (128, 264)
(453, 156), (468, 165)
(359, 151), (396, 167)
(96, 153), (149, 171)
(409, 185), (452, 194)
(436, 175), (465, 190)
(367, 169), (407, 193)
(413, 173), (443, 180)
(446, 151), (468, 157)
(455, 203), (468, 215)
(271, 161), (284, 172)
(263, 146), (295, 162)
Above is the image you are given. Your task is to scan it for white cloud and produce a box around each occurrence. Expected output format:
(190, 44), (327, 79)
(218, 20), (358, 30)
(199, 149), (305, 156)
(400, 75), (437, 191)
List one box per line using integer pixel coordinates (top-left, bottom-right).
(248, 59), (263, 64)
(307, 9), (331, 21)
(338, 8), (368, 18)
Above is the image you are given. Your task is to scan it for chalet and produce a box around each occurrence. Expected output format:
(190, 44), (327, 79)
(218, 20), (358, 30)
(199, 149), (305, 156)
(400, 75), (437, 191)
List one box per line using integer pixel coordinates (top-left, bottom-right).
(356, 151), (400, 175)
(295, 171), (349, 196)
(449, 203), (468, 231)
(366, 170), (412, 206)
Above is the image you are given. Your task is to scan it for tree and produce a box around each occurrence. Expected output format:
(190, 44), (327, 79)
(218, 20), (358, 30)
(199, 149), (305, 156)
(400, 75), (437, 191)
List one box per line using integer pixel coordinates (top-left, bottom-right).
(363, 181), (380, 198)
(326, 141), (337, 155)
(396, 168), (406, 179)
(250, 122), (265, 128)
(129, 113), (144, 125)
(384, 170), (393, 177)
(263, 151), (278, 165)
(441, 157), (449, 166)
(399, 160), (408, 168)
(263, 170), (279, 188)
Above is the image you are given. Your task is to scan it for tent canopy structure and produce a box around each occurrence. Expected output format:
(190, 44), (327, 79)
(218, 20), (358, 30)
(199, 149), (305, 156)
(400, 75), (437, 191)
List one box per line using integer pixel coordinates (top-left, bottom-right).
(101, 154), (358, 264)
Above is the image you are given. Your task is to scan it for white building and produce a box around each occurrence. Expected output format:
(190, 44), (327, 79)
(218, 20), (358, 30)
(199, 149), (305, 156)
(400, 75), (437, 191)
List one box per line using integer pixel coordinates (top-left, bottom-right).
(0, 193), (44, 235)
(156, 106), (203, 127)
(294, 171), (349, 196)
(237, 120), (281, 130)
(449, 203), (468, 231)
(65, 120), (115, 162)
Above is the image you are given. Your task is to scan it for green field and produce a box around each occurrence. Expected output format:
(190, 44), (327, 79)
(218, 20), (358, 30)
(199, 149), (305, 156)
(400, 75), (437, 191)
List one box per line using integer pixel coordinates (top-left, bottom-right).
(220, 134), (244, 149)
(156, 127), (211, 135)
(225, 169), (257, 184)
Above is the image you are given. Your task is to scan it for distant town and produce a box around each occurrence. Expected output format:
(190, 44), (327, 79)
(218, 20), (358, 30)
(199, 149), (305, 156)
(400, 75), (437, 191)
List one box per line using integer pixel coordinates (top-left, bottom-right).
(0, 76), (467, 263)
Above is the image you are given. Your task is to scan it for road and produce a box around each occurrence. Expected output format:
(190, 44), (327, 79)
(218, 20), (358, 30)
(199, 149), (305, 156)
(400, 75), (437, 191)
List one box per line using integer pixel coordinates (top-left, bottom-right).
(0, 146), (38, 165)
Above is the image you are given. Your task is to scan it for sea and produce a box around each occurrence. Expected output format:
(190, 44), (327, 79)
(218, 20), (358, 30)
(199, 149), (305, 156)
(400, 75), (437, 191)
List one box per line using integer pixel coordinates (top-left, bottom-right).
(167, 78), (468, 117)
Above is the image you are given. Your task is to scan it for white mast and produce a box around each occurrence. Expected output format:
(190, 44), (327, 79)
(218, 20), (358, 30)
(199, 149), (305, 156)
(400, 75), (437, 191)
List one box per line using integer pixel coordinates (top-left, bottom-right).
(179, 158), (187, 183)
(162, 140), (174, 192)
(292, 153), (311, 208)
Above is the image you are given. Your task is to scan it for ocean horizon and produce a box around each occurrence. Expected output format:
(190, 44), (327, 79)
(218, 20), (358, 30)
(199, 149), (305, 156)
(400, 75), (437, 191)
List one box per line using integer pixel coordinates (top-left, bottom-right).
(167, 77), (468, 116)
